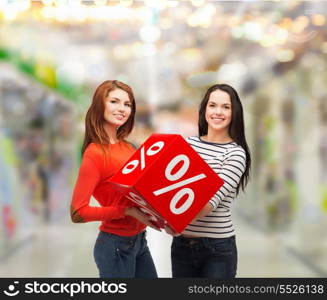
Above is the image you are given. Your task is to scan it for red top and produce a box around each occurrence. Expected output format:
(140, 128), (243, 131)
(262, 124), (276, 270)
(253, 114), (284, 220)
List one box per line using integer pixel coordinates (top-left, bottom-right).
(70, 141), (146, 236)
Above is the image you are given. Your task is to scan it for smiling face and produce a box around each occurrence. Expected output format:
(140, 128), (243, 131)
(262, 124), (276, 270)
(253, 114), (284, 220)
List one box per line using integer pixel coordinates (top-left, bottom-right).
(103, 88), (132, 129)
(205, 89), (232, 134)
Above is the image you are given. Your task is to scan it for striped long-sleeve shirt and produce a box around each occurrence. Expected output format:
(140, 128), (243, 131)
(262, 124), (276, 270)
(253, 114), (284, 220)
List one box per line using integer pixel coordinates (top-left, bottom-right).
(182, 136), (246, 238)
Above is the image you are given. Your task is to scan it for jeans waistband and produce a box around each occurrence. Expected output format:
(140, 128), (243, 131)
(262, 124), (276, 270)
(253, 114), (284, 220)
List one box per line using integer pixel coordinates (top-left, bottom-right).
(175, 235), (235, 246)
(99, 230), (146, 241)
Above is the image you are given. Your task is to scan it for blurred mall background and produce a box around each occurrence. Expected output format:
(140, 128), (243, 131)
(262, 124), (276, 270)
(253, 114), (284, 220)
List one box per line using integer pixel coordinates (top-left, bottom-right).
(0, 0), (327, 277)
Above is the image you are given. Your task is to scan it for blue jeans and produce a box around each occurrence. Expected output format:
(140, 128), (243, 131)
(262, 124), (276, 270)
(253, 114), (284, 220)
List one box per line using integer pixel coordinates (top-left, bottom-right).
(93, 230), (157, 278)
(171, 235), (237, 278)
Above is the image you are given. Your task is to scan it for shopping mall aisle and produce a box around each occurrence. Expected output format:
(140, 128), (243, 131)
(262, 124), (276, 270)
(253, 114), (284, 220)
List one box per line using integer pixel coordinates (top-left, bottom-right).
(0, 213), (322, 278)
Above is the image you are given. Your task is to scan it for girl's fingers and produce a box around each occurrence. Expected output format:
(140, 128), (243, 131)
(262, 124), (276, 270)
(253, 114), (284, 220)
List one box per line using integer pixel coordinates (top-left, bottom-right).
(164, 224), (181, 236)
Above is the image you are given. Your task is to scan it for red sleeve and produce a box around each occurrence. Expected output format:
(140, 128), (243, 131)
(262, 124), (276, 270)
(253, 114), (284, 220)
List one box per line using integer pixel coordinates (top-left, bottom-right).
(70, 151), (126, 223)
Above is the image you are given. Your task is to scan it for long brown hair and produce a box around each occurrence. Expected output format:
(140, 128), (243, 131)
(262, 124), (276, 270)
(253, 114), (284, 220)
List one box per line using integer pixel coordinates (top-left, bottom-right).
(198, 83), (251, 195)
(81, 80), (136, 154)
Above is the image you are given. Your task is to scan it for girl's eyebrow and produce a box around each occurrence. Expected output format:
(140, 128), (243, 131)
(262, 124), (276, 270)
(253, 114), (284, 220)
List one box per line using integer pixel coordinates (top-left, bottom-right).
(208, 101), (231, 105)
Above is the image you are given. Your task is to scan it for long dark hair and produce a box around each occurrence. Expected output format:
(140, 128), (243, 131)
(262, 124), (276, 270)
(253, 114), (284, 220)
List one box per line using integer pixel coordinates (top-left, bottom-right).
(198, 83), (251, 195)
(81, 80), (136, 155)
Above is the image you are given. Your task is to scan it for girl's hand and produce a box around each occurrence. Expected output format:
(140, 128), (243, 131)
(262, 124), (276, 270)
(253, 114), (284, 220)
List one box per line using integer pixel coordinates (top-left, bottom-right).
(125, 207), (161, 231)
(164, 223), (181, 237)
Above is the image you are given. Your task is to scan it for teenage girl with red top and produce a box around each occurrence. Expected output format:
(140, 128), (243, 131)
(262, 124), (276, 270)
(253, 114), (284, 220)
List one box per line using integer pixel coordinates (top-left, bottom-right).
(70, 80), (159, 278)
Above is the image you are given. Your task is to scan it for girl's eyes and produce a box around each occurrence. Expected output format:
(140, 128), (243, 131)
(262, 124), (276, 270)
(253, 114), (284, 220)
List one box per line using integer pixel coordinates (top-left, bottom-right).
(208, 105), (230, 109)
(109, 100), (131, 107)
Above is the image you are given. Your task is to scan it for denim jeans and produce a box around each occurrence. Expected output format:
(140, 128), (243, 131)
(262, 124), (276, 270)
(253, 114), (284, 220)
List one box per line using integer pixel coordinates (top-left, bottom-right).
(93, 230), (157, 278)
(171, 235), (237, 278)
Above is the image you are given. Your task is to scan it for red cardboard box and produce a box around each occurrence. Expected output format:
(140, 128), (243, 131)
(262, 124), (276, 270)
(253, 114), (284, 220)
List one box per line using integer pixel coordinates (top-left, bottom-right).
(110, 134), (224, 233)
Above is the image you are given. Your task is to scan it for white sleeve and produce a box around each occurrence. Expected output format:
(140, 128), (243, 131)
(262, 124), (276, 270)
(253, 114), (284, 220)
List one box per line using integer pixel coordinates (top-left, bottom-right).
(209, 149), (246, 209)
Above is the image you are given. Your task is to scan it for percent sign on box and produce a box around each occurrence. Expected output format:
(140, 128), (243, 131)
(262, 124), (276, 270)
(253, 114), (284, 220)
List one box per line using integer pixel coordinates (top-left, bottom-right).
(110, 134), (224, 233)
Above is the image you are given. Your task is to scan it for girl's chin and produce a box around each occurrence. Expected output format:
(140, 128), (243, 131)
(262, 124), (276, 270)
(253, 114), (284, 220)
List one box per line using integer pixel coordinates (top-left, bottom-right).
(107, 121), (126, 128)
(209, 123), (227, 129)
(113, 119), (127, 125)
(209, 125), (229, 132)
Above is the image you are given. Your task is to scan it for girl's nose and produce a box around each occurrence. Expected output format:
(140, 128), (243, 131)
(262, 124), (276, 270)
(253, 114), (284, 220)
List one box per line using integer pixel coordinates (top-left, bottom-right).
(215, 107), (223, 114)
(118, 104), (125, 111)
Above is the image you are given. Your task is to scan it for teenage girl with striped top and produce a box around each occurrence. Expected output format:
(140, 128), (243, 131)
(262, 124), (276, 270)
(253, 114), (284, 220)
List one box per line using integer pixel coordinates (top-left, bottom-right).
(169, 84), (251, 278)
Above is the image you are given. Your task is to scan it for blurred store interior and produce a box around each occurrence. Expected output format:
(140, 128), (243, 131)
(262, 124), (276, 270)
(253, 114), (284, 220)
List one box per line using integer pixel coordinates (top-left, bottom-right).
(0, 0), (327, 277)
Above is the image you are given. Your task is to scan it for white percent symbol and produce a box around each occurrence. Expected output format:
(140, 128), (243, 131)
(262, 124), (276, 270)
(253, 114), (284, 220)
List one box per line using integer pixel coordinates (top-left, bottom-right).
(126, 192), (161, 222)
(153, 154), (206, 215)
(122, 141), (165, 174)
(126, 192), (147, 207)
